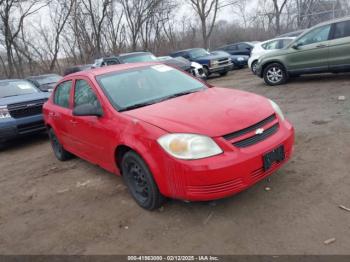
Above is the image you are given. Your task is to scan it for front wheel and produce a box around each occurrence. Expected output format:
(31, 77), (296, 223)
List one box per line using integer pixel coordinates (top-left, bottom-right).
(251, 61), (258, 74)
(263, 63), (288, 86)
(121, 151), (165, 210)
(219, 71), (228, 76)
(203, 66), (210, 78)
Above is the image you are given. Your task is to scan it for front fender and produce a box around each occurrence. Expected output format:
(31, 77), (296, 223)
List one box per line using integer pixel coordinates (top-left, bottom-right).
(113, 117), (170, 195)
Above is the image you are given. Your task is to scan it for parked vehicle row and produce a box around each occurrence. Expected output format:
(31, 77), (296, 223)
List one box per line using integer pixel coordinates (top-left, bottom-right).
(169, 48), (233, 77)
(255, 16), (350, 85)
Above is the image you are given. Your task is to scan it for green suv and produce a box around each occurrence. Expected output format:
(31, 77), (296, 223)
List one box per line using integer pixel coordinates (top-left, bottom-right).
(256, 17), (350, 86)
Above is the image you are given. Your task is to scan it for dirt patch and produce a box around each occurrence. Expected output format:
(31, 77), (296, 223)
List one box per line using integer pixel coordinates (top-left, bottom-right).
(0, 69), (350, 254)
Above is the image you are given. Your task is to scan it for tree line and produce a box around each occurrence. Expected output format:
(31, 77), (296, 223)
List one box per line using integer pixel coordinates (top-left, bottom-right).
(0, 0), (349, 78)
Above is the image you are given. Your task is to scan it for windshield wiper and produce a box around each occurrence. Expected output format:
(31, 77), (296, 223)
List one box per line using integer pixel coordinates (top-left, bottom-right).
(120, 101), (159, 112)
(160, 90), (201, 101)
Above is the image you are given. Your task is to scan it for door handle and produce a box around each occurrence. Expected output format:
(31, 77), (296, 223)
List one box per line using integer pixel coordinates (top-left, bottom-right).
(316, 44), (328, 48)
(70, 120), (78, 125)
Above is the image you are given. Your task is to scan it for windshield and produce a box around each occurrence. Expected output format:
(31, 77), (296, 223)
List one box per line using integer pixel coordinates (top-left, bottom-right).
(0, 80), (39, 98)
(188, 49), (210, 59)
(120, 54), (157, 63)
(97, 65), (205, 111)
(34, 75), (62, 85)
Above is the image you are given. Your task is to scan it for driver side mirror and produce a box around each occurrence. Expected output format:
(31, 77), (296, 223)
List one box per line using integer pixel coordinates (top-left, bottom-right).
(73, 103), (103, 117)
(292, 43), (302, 50)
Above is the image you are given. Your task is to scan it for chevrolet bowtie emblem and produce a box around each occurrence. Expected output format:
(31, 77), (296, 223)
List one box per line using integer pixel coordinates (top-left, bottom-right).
(255, 128), (264, 135)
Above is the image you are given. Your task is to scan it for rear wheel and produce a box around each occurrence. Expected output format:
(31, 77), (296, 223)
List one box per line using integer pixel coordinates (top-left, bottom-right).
(121, 151), (165, 210)
(48, 128), (73, 161)
(263, 63), (288, 86)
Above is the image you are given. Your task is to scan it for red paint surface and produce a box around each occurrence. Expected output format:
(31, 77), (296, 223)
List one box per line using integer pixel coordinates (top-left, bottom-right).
(44, 63), (294, 201)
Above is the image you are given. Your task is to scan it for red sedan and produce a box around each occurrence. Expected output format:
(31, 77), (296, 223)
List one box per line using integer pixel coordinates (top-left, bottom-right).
(43, 63), (294, 210)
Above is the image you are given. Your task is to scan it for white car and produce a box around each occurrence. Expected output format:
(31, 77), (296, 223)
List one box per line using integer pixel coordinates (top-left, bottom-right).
(158, 56), (206, 79)
(248, 37), (295, 74)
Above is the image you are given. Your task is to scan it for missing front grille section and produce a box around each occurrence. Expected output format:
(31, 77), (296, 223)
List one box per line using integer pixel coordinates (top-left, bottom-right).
(233, 123), (279, 148)
(223, 114), (276, 141)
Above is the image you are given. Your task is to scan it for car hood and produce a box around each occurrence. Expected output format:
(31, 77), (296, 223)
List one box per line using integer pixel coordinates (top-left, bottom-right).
(0, 92), (50, 106)
(124, 87), (275, 137)
(197, 53), (230, 61)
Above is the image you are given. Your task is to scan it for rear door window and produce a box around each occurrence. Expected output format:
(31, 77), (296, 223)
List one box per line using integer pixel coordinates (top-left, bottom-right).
(332, 20), (350, 39)
(54, 81), (72, 108)
(262, 40), (280, 50)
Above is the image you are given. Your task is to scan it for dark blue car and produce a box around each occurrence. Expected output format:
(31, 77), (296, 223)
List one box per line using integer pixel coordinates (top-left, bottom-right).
(169, 48), (233, 77)
(0, 79), (50, 148)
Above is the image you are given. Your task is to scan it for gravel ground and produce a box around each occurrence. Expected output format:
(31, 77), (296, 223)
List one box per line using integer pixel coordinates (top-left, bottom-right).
(0, 69), (349, 254)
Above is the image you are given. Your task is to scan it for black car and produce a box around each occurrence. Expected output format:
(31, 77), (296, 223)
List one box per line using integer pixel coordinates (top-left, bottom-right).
(215, 42), (255, 56)
(118, 52), (193, 74)
(63, 64), (93, 76)
(92, 57), (121, 67)
(26, 74), (62, 92)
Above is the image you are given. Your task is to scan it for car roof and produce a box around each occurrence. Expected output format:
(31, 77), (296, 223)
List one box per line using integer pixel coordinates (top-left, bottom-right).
(0, 79), (29, 83)
(316, 15), (350, 27)
(119, 51), (151, 57)
(27, 73), (60, 79)
(260, 37), (295, 44)
(170, 48), (202, 54)
(65, 62), (161, 78)
(278, 29), (305, 37)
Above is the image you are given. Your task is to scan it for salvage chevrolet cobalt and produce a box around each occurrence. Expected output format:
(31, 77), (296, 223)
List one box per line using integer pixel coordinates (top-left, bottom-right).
(43, 63), (294, 210)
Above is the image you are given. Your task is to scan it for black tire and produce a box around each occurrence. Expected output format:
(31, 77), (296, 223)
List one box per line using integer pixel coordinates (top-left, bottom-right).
(48, 128), (73, 161)
(219, 71), (228, 76)
(121, 151), (165, 210)
(251, 61), (258, 74)
(263, 63), (288, 86)
(203, 66), (210, 77)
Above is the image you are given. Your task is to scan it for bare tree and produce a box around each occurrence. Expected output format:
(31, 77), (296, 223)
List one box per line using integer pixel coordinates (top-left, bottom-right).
(188, 0), (219, 49)
(81, 0), (111, 57)
(119, 0), (163, 51)
(272, 0), (289, 35)
(48, 0), (75, 71)
(0, 0), (46, 77)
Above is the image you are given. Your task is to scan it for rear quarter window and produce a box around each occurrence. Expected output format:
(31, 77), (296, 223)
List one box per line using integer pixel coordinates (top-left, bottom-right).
(332, 20), (350, 39)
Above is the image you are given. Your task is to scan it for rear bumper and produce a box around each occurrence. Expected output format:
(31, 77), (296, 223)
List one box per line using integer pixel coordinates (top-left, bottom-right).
(153, 120), (294, 201)
(233, 60), (248, 68)
(0, 114), (46, 142)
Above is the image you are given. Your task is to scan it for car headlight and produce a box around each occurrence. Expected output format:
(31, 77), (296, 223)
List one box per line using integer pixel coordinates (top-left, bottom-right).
(211, 60), (219, 66)
(0, 106), (11, 119)
(157, 133), (223, 160)
(269, 99), (285, 121)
